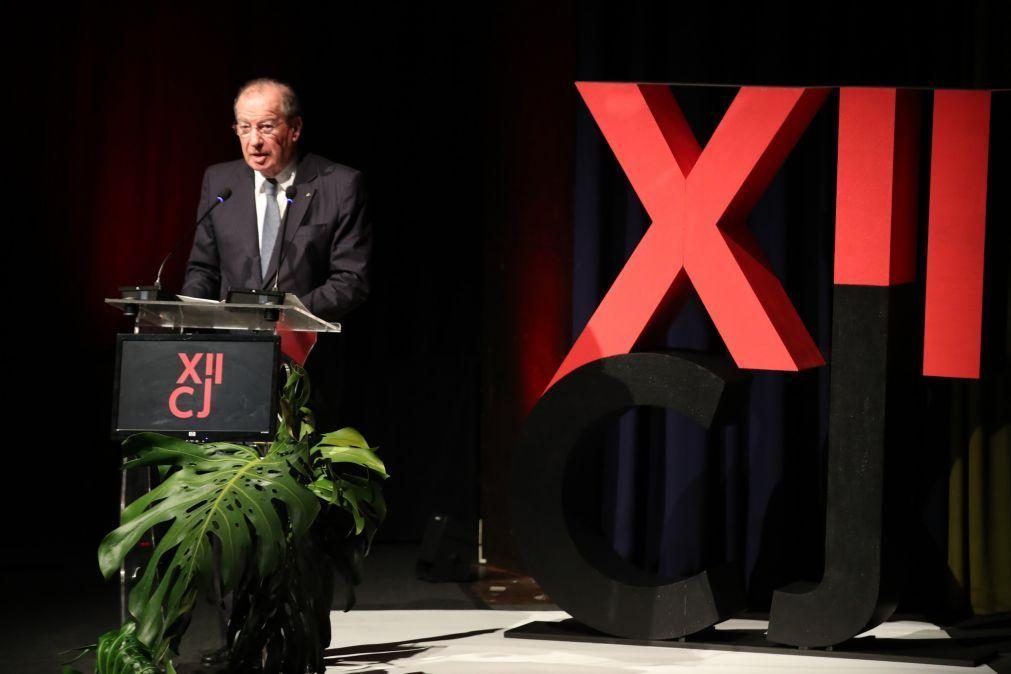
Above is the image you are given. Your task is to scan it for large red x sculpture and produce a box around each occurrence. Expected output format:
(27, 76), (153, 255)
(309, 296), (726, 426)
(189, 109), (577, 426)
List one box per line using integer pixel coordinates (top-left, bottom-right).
(549, 85), (830, 389)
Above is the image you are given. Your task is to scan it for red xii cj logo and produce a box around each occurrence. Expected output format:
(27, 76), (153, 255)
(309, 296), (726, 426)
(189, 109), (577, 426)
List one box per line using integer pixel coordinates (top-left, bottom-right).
(169, 352), (225, 419)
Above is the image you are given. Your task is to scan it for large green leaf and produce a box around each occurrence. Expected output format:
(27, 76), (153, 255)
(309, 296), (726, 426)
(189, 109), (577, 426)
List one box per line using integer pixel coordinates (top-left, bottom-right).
(98, 433), (320, 650)
(61, 622), (161, 674)
(305, 428), (388, 542)
(226, 536), (333, 673)
(95, 623), (160, 674)
(309, 475), (386, 537)
(312, 428), (389, 478)
(277, 362), (315, 443)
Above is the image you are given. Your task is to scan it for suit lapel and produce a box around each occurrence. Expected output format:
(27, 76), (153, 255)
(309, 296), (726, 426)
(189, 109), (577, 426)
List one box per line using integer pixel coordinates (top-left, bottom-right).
(224, 163), (262, 288)
(262, 154), (318, 290)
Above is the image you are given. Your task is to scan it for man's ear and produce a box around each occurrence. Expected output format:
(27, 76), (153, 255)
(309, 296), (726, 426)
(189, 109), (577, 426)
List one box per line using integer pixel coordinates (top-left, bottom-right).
(290, 116), (303, 142)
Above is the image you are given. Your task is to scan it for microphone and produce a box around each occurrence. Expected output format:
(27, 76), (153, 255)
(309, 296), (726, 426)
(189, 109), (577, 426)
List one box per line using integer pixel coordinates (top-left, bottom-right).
(153, 188), (232, 290)
(270, 185), (299, 291)
(120, 188), (232, 311)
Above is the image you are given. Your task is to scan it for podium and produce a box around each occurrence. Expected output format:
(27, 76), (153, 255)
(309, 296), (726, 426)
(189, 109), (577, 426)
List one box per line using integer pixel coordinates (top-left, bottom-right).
(106, 293), (340, 626)
(106, 293), (342, 333)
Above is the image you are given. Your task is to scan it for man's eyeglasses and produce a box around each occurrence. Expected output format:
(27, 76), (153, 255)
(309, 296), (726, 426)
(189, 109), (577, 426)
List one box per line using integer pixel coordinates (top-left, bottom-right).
(233, 120), (286, 138)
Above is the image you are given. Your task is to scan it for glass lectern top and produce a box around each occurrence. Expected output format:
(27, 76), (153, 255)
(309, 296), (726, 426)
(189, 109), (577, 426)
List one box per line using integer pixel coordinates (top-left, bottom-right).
(105, 294), (341, 333)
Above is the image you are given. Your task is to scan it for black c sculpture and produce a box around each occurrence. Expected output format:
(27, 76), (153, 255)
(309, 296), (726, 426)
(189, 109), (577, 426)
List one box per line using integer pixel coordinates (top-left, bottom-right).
(510, 351), (747, 640)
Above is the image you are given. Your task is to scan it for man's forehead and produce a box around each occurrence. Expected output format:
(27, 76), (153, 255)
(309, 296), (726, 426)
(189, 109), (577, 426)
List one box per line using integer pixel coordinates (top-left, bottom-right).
(234, 87), (284, 117)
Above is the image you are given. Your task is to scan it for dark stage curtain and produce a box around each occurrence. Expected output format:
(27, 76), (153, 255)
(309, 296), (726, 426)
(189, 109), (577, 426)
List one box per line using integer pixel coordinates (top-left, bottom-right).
(572, 3), (1010, 615)
(16, 1), (580, 579)
(17, 3), (512, 567)
(947, 376), (1011, 614)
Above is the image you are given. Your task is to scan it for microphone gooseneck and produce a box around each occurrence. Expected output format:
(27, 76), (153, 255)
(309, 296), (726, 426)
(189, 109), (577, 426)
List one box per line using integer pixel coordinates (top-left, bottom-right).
(154, 188), (232, 289)
(271, 185), (299, 291)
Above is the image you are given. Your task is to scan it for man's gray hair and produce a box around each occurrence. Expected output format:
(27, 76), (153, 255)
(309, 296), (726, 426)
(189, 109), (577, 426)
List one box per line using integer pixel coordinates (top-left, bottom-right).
(234, 78), (302, 120)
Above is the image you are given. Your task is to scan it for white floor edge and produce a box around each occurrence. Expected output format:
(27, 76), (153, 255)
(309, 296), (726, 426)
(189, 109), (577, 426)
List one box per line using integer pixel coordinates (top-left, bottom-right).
(324, 610), (998, 673)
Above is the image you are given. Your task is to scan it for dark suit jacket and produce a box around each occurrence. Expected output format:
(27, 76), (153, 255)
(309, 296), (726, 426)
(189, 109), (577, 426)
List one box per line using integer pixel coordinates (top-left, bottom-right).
(182, 153), (371, 322)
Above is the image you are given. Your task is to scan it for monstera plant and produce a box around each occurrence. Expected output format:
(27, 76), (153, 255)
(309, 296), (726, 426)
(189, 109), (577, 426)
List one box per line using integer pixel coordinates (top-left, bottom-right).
(64, 364), (387, 674)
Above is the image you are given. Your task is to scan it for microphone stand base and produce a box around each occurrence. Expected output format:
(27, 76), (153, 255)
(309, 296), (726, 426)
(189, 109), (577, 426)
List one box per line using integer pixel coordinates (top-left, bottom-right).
(226, 288), (284, 323)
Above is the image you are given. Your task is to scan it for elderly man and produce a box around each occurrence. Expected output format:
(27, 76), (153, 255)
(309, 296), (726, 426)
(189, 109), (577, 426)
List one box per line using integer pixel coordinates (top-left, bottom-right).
(183, 78), (371, 427)
(184, 78), (370, 320)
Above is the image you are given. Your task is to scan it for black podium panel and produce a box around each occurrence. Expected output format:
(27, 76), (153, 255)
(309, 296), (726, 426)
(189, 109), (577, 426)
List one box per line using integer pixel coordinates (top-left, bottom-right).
(112, 333), (279, 441)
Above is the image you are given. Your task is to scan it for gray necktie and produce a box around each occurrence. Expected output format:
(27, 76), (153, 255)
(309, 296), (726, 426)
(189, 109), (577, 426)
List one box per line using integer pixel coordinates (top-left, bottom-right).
(260, 178), (280, 279)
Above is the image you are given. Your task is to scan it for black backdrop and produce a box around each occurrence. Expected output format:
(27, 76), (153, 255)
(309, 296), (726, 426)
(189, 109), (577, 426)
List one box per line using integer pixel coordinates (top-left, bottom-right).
(9, 1), (1009, 617)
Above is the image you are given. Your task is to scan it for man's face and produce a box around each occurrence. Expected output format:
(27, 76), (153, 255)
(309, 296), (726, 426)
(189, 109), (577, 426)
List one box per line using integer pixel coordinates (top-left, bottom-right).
(234, 85), (302, 178)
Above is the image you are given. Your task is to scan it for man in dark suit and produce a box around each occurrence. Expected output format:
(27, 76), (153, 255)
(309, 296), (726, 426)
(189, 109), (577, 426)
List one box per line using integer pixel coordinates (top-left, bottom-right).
(183, 78), (371, 428)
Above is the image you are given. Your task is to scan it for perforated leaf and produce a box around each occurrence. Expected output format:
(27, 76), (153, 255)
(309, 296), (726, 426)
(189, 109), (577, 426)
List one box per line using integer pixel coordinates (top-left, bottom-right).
(98, 433), (319, 649)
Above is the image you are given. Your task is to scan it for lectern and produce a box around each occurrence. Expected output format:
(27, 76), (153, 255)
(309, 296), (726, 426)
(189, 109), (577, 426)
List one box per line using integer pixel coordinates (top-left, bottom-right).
(105, 294), (340, 624)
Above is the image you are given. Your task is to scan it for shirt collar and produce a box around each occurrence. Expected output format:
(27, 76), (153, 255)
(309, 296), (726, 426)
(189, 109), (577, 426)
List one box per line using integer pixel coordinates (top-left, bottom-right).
(254, 161), (297, 194)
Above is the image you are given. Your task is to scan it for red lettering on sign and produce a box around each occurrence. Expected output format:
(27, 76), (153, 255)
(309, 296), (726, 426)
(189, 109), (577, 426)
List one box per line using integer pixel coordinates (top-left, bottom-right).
(549, 85), (829, 389)
(169, 386), (195, 418)
(923, 90), (991, 378)
(170, 352), (225, 418)
(177, 353), (203, 385)
(834, 88), (920, 286)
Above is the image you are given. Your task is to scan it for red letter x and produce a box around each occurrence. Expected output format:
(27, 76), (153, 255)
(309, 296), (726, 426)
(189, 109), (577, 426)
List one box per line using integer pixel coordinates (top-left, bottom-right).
(549, 84), (830, 390)
(177, 353), (204, 385)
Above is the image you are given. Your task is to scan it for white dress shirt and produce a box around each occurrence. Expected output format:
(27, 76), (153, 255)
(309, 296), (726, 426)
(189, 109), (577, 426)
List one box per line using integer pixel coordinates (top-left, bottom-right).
(253, 162), (297, 249)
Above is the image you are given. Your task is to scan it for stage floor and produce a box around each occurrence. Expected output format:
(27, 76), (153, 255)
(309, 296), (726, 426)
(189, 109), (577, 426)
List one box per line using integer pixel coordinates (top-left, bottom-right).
(323, 610), (1004, 673)
(4, 544), (1006, 673)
